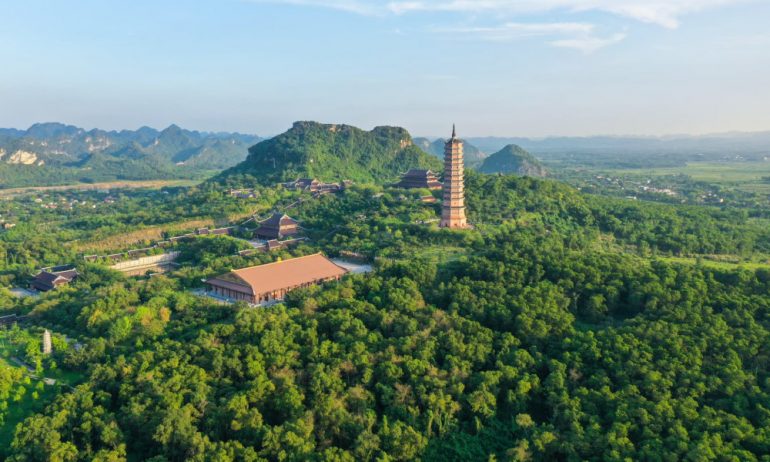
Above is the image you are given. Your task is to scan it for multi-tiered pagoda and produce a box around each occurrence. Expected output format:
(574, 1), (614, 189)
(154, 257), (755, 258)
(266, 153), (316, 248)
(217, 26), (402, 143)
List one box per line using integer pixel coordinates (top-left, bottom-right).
(440, 125), (469, 229)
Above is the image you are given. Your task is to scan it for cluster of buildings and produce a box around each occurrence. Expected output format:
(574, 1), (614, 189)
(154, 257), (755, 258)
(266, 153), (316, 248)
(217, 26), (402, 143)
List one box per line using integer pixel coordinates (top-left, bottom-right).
(34, 196), (107, 210)
(282, 178), (352, 195)
(395, 126), (470, 229)
(392, 127), (469, 228)
(26, 127), (470, 307)
(206, 126), (470, 304)
(229, 188), (258, 199)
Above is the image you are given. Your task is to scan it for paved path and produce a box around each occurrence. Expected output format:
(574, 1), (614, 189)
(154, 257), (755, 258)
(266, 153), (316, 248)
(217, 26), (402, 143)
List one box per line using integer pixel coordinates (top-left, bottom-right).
(332, 259), (374, 274)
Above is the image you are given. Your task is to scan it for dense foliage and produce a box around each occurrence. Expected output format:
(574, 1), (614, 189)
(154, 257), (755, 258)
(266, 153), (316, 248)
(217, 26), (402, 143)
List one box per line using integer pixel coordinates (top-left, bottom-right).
(5, 225), (770, 461)
(218, 122), (442, 185)
(2, 171), (769, 461)
(478, 145), (547, 177)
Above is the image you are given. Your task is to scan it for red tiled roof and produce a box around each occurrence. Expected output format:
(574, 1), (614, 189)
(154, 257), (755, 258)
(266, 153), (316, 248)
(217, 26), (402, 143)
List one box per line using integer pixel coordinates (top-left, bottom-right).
(207, 253), (347, 296)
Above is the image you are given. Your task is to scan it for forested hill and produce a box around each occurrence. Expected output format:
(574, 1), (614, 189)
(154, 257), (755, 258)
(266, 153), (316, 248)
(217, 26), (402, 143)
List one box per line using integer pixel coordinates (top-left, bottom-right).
(217, 121), (442, 185)
(3, 173), (770, 460)
(0, 123), (261, 188)
(478, 144), (547, 177)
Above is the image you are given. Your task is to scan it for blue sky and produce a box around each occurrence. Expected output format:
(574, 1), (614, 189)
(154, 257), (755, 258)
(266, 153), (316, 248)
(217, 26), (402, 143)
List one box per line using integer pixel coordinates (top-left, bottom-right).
(1, 0), (769, 137)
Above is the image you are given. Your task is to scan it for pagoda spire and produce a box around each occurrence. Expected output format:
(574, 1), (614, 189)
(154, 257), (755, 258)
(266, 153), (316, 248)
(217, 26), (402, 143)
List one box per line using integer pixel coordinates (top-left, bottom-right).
(440, 123), (469, 229)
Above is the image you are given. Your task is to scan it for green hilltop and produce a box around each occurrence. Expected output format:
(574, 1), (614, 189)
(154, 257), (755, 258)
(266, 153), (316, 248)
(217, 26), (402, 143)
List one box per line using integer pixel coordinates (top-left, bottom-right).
(217, 121), (442, 185)
(478, 144), (547, 177)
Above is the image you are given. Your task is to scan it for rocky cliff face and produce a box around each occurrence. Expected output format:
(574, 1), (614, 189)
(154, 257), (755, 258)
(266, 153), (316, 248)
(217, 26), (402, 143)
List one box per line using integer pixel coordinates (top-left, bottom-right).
(5, 150), (43, 165)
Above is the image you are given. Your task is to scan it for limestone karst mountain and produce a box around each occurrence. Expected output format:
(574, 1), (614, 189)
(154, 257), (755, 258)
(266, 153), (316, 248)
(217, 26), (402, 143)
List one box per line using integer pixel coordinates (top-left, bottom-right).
(218, 121), (441, 185)
(478, 144), (547, 177)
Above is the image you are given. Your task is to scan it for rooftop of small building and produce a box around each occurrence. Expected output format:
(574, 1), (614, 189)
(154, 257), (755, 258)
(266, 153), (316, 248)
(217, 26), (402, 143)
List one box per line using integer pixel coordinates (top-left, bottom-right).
(402, 169), (438, 176)
(259, 212), (299, 227)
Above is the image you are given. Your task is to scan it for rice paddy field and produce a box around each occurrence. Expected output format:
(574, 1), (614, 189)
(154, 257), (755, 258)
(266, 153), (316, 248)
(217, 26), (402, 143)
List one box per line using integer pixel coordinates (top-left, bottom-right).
(613, 161), (770, 194)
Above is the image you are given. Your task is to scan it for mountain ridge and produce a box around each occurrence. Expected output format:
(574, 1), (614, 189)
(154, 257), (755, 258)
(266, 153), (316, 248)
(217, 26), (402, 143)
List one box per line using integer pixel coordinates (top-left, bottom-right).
(217, 121), (441, 185)
(0, 122), (262, 187)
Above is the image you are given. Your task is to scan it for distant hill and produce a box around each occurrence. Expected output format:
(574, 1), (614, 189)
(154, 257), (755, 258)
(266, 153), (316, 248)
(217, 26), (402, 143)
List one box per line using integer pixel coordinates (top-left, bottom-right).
(218, 121), (441, 185)
(478, 144), (547, 177)
(414, 137), (486, 167)
(0, 122), (261, 187)
(466, 131), (770, 168)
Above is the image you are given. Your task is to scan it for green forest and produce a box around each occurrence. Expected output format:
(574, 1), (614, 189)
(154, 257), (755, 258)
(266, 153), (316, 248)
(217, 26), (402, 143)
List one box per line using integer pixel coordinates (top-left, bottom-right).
(1, 169), (769, 461)
(218, 122), (442, 185)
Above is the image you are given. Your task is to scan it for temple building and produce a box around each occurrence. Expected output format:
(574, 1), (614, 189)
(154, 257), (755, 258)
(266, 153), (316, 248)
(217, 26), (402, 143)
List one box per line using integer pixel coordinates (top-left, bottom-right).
(440, 125), (469, 229)
(31, 265), (79, 292)
(395, 169), (442, 190)
(205, 253), (348, 304)
(283, 178), (350, 194)
(255, 212), (300, 240)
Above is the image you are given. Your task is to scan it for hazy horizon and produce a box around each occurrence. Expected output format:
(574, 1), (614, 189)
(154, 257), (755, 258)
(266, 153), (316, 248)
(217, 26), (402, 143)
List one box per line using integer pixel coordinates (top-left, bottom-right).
(2, 0), (769, 137)
(6, 120), (770, 141)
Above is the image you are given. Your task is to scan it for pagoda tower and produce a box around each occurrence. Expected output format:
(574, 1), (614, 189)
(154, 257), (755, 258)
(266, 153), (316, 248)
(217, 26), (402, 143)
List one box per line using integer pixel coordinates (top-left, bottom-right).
(42, 329), (52, 355)
(440, 125), (469, 229)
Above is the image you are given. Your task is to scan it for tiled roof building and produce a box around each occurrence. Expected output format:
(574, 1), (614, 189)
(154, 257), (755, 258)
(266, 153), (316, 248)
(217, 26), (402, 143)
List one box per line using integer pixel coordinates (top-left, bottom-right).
(395, 169), (442, 190)
(31, 265), (78, 291)
(255, 212), (299, 240)
(205, 253), (348, 304)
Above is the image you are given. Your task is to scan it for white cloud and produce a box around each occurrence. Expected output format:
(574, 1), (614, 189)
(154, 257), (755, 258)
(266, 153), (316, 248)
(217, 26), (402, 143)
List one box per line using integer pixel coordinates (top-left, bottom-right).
(249, 0), (751, 52)
(262, 0), (749, 28)
(438, 22), (595, 40)
(387, 1), (749, 28)
(438, 21), (625, 52)
(551, 32), (627, 53)
(245, 0), (381, 15)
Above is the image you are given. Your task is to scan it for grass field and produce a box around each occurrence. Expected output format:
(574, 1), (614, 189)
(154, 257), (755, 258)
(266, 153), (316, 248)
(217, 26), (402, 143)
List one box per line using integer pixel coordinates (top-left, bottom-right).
(415, 246), (469, 263)
(0, 179), (201, 198)
(658, 256), (770, 271)
(0, 332), (85, 454)
(612, 161), (770, 193)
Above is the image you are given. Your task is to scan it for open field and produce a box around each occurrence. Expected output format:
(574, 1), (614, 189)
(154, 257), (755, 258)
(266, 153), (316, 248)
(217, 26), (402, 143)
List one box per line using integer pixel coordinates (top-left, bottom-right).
(658, 255), (770, 271)
(611, 161), (770, 193)
(69, 209), (260, 253)
(415, 246), (469, 263)
(0, 179), (201, 198)
(69, 218), (218, 252)
(0, 339), (82, 455)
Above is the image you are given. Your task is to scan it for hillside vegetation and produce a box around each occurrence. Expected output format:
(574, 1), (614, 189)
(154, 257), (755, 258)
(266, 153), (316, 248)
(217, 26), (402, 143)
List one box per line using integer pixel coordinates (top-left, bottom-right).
(0, 123), (260, 188)
(218, 122), (442, 185)
(478, 144), (547, 177)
